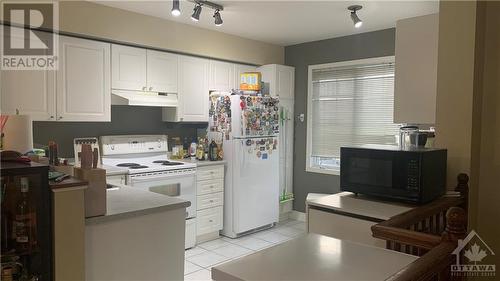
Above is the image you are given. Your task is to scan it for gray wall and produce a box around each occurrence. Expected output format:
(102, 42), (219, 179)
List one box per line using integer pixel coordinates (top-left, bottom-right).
(285, 28), (396, 212)
(33, 105), (206, 157)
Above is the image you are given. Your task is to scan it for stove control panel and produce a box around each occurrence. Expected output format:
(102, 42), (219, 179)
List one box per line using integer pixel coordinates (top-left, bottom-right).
(101, 135), (168, 156)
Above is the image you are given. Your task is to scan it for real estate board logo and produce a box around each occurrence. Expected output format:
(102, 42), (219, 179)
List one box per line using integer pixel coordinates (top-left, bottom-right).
(1, 1), (59, 70)
(451, 230), (496, 277)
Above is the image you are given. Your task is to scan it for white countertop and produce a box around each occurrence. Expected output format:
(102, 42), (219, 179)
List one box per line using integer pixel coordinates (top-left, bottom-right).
(212, 234), (417, 281)
(85, 185), (190, 224)
(179, 158), (227, 167)
(307, 192), (415, 221)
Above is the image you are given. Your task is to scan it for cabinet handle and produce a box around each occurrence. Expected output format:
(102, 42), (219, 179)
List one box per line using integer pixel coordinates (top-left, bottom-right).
(209, 200), (214, 203)
(57, 116), (63, 120)
(149, 87), (153, 91)
(209, 219), (213, 223)
(142, 86), (147, 91)
(49, 116), (54, 120)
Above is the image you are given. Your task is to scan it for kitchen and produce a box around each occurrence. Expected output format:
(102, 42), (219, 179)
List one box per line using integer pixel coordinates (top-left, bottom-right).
(1, 1), (499, 281)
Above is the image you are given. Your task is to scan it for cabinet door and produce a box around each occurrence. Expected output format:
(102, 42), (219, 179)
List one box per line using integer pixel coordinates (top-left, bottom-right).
(178, 56), (209, 122)
(146, 50), (178, 93)
(234, 64), (257, 90)
(276, 65), (295, 99)
(57, 36), (111, 122)
(209, 60), (234, 92)
(0, 28), (56, 121)
(394, 14), (438, 124)
(111, 44), (147, 91)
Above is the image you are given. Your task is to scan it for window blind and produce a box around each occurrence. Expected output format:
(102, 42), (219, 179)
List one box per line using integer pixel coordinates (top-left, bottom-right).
(310, 62), (399, 160)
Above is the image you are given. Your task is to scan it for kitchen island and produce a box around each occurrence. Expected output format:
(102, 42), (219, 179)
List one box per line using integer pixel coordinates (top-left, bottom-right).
(212, 234), (418, 281)
(85, 186), (190, 281)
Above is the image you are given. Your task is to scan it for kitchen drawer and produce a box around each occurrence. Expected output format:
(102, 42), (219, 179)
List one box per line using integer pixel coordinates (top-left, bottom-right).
(197, 192), (223, 210)
(197, 179), (224, 195)
(197, 165), (224, 181)
(197, 206), (223, 236)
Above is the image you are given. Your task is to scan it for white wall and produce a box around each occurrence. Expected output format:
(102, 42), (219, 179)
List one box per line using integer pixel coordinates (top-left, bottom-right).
(57, 1), (284, 65)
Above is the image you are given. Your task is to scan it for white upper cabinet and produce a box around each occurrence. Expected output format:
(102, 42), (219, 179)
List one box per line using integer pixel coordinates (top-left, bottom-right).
(165, 55), (209, 122)
(258, 64), (295, 99)
(111, 45), (147, 91)
(234, 64), (257, 90)
(394, 14), (439, 125)
(146, 50), (178, 93)
(1, 28), (56, 121)
(57, 36), (111, 122)
(209, 60), (234, 92)
(1, 69), (56, 121)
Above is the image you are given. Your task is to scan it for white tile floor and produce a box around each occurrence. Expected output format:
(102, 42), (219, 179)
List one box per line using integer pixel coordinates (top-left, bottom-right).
(184, 219), (306, 280)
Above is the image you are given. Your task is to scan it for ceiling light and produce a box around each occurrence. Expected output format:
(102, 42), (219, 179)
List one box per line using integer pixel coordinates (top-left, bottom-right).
(213, 9), (223, 26)
(191, 4), (202, 22)
(348, 5), (363, 28)
(171, 0), (180, 16)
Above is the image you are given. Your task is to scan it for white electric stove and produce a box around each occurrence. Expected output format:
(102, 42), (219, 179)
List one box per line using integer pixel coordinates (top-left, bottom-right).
(100, 135), (197, 249)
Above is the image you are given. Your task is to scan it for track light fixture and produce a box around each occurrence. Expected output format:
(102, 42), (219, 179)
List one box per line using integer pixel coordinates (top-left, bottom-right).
(171, 0), (180, 16)
(213, 9), (223, 26)
(183, 1), (223, 26)
(348, 5), (363, 28)
(191, 3), (202, 21)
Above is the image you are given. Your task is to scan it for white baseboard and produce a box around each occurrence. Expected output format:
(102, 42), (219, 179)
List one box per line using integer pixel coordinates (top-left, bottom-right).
(289, 210), (306, 222)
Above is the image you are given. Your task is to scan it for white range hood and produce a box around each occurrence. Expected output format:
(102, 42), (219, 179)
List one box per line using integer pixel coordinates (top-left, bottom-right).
(111, 90), (178, 107)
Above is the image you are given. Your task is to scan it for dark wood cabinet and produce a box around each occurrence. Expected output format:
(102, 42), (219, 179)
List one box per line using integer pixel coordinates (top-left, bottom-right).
(1, 162), (53, 281)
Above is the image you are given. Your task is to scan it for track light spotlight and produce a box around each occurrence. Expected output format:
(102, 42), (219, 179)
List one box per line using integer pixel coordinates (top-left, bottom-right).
(171, 0), (180, 16)
(191, 4), (202, 21)
(213, 9), (223, 26)
(348, 5), (363, 28)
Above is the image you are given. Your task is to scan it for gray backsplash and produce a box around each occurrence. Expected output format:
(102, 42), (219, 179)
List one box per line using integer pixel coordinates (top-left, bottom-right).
(33, 105), (207, 157)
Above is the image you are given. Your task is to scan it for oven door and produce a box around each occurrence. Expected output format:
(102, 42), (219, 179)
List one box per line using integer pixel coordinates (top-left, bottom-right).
(340, 148), (420, 202)
(127, 170), (197, 219)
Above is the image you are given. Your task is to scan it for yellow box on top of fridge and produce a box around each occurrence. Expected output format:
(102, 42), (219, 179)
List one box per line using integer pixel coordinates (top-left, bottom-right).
(240, 72), (261, 91)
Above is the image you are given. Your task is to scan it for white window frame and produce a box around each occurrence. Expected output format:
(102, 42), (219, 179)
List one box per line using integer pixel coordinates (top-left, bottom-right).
(306, 56), (396, 175)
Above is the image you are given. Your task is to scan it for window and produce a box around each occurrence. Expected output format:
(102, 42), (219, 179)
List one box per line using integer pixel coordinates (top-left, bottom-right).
(306, 56), (399, 175)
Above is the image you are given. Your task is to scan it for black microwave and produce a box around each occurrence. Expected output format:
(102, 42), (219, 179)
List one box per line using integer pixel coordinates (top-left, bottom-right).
(340, 145), (447, 204)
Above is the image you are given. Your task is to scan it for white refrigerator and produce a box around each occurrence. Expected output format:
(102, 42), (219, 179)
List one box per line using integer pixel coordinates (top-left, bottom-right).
(209, 93), (280, 238)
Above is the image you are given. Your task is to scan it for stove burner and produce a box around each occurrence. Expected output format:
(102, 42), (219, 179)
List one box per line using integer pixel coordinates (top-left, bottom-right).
(129, 165), (149, 169)
(152, 160), (171, 164)
(152, 160), (184, 166)
(116, 163), (141, 167)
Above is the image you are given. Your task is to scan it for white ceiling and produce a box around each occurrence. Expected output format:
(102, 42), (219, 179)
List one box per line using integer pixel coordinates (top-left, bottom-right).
(95, 1), (439, 46)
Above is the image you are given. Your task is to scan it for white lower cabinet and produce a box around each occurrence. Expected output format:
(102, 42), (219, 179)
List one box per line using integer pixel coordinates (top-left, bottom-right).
(196, 165), (225, 242)
(197, 206), (223, 236)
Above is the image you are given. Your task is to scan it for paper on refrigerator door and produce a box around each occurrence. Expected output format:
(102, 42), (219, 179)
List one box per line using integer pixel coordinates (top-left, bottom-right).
(242, 137), (278, 160)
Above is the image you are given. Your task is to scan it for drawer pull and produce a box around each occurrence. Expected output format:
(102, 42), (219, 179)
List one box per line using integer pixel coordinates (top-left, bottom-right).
(210, 171), (214, 174)
(209, 200), (214, 203)
(209, 219), (213, 222)
(210, 185), (214, 188)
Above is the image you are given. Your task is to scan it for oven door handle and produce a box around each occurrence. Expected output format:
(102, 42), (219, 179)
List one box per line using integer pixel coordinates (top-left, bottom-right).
(129, 172), (195, 183)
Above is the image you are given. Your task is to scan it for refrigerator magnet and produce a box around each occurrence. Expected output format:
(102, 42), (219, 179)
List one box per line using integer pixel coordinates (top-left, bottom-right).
(262, 153), (268, 159)
(256, 151), (262, 158)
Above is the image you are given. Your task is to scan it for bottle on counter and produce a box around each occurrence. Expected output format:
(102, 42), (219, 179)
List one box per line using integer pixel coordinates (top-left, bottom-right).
(189, 139), (197, 160)
(216, 141), (224, 160)
(196, 138), (205, 161)
(208, 140), (218, 161)
(14, 177), (37, 254)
